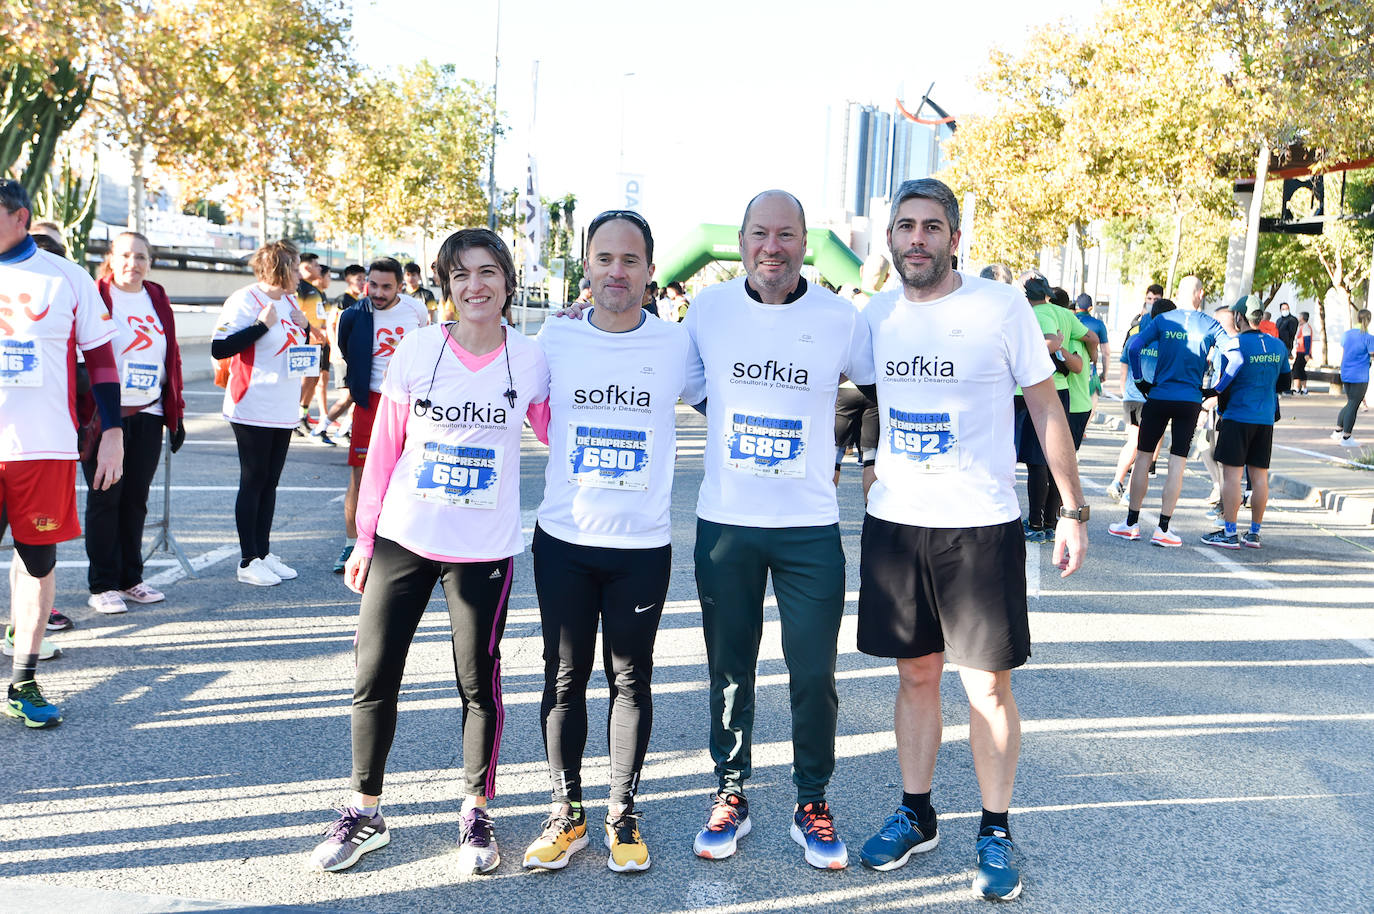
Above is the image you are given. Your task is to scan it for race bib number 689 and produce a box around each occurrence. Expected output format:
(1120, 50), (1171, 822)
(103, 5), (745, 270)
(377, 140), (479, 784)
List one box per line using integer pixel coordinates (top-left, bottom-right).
(724, 411), (807, 478)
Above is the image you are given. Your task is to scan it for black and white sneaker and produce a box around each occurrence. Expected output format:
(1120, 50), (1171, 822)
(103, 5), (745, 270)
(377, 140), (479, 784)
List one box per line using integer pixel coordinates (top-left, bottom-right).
(308, 807), (389, 872)
(1200, 529), (1239, 550)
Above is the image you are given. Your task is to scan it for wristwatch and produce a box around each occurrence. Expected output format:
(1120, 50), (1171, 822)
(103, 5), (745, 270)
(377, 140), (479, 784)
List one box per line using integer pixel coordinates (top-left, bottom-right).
(1058, 504), (1091, 522)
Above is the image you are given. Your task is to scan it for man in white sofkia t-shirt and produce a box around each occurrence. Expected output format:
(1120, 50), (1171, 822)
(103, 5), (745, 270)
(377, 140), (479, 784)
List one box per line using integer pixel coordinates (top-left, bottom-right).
(850, 178), (1087, 902)
(522, 210), (690, 874)
(683, 190), (874, 871)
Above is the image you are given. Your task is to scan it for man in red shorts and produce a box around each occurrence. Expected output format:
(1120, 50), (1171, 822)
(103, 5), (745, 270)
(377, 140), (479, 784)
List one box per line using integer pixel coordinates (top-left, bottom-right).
(0, 179), (125, 728)
(333, 258), (427, 572)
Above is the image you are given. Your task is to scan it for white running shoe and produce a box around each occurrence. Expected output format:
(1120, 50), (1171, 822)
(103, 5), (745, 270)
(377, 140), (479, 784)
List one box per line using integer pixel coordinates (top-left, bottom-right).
(237, 559), (282, 586)
(120, 582), (165, 604)
(1339, 437), (1362, 449)
(1107, 521), (1140, 541)
(3, 625), (61, 660)
(88, 591), (129, 614)
(1151, 528), (1183, 548)
(262, 553), (298, 580)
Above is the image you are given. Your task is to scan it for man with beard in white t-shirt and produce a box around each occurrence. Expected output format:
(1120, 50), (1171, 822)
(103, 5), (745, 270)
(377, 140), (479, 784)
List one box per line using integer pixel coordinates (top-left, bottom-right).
(334, 258), (427, 572)
(684, 190), (874, 871)
(851, 179), (1087, 901)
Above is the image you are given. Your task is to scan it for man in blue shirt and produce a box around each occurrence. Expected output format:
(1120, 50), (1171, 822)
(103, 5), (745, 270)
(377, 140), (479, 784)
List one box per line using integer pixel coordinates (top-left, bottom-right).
(1109, 276), (1227, 546)
(1074, 294), (1109, 384)
(1108, 300), (1174, 502)
(1201, 305), (1290, 549)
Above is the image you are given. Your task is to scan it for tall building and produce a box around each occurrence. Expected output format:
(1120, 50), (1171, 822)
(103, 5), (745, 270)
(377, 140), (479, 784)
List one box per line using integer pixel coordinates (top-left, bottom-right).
(821, 100), (954, 245)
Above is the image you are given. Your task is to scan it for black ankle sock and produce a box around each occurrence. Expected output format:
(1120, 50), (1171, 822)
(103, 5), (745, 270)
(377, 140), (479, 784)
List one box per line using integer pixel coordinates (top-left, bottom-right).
(1158, 514), (1171, 532)
(901, 791), (933, 825)
(980, 809), (1010, 835)
(1126, 509), (1140, 526)
(11, 655), (38, 685)
(240, 559), (252, 569)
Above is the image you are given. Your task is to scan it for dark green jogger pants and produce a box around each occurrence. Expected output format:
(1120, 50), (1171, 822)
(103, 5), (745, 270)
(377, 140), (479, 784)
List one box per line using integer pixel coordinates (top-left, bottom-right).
(694, 519), (846, 804)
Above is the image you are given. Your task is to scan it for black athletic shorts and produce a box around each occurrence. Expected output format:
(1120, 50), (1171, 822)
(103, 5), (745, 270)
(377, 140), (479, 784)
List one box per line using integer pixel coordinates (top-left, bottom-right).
(1292, 352), (1308, 381)
(1068, 410), (1090, 450)
(1137, 398), (1202, 458)
(1214, 419), (1273, 469)
(319, 340), (332, 367)
(857, 515), (1030, 671)
(834, 386), (878, 467)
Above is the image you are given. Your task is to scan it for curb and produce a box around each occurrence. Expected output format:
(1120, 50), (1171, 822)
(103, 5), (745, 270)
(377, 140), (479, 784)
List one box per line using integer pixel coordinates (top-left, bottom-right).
(1087, 408), (1374, 525)
(1269, 473), (1374, 525)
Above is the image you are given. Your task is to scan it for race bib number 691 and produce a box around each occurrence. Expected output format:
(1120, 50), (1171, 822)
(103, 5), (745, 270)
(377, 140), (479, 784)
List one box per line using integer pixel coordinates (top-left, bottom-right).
(412, 441), (501, 508)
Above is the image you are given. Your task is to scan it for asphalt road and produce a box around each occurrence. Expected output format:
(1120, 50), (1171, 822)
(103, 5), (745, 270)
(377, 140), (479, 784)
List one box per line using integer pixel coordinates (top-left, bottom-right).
(2, 377), (1372, 914)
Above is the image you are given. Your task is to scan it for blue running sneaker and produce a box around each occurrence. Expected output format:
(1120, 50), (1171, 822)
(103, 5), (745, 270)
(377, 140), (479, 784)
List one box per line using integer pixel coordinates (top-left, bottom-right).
(5, 680), (62, 728)
(693, 792), (750, 860)
(973, 826), (1022, 901)
(859, 806), (938, 871)
(791, 801), (847, 870)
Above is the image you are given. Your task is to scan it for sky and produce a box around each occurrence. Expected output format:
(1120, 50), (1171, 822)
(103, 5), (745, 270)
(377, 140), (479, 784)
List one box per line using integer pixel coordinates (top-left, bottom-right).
(351, 0), (1107, 249)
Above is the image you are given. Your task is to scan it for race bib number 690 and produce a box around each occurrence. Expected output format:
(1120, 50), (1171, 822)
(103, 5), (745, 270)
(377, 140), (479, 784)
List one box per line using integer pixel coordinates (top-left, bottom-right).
(568, 424), (652, 490)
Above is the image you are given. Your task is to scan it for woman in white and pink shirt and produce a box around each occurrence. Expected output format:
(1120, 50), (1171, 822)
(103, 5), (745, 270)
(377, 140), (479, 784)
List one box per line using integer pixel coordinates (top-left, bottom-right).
(308, 229), (549, 877)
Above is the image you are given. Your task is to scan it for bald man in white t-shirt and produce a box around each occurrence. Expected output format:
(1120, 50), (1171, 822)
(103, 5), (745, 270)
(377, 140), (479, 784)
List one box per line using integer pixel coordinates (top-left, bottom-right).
(683, 191), (874, 871)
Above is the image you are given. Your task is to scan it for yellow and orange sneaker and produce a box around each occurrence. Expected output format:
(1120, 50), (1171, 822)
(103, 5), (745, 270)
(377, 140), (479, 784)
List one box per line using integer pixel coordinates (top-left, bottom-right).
(522, 805), (588, 870)
(604, 809), (650, 872)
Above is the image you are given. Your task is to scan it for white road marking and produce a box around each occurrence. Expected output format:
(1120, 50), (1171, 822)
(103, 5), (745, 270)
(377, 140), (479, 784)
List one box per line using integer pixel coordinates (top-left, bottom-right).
(143, 544), (240, 588)
(1191, 545), (1374, 658)
(1026, 541), (1040, 598)
(1190, 546), (1276, 589)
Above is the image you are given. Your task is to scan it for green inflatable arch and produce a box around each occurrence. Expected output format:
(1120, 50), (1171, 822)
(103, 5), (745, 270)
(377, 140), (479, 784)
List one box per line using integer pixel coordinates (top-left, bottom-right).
(655, 224), (862, 289)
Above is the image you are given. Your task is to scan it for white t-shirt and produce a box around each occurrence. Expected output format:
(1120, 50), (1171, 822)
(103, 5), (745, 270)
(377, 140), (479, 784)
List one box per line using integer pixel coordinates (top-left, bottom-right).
(213, 284), (310, 429)
(108, 286), (167, 414)
(368, 296), (428, 392)
(536, 310), (690, 548)
(862, 277), (1056, 528)
(375, 325), (550, 560)
(683, 277), (875, 528)
(0, 248), (117, 460)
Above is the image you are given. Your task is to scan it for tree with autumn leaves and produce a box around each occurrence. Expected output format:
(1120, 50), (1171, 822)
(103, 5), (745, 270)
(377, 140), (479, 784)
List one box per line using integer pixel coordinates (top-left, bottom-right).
(2, 1), (499, 248)
(942, 0), (1374, 338)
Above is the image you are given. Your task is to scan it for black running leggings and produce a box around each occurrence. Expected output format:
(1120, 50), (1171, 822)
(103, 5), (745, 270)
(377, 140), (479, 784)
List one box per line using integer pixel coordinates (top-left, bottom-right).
(351, 535), (513, 799)
(230, 422), (292, 562)
(1338, 381), (1368, 437)
(532, 525), (670, 806)
(1026, 464), (1061, 530)
(82, 411), (164, 592)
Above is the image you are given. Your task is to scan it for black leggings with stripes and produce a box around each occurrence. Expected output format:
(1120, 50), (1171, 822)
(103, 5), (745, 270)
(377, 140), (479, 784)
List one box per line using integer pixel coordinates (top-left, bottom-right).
(350, 535), (513, 799)
(532, 525), (671, 806)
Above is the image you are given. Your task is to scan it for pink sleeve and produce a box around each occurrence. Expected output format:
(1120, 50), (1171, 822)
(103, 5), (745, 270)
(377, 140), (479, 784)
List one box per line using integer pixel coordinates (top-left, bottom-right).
(527, 398), (551, 445)
(355, 394), (409, 558)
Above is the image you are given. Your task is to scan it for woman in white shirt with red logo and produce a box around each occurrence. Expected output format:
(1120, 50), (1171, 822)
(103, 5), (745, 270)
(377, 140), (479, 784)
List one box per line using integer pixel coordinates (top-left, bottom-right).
(82, 232), (186, 614)
(307, 229), (549, 876)
(211, 239), (315, 586)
